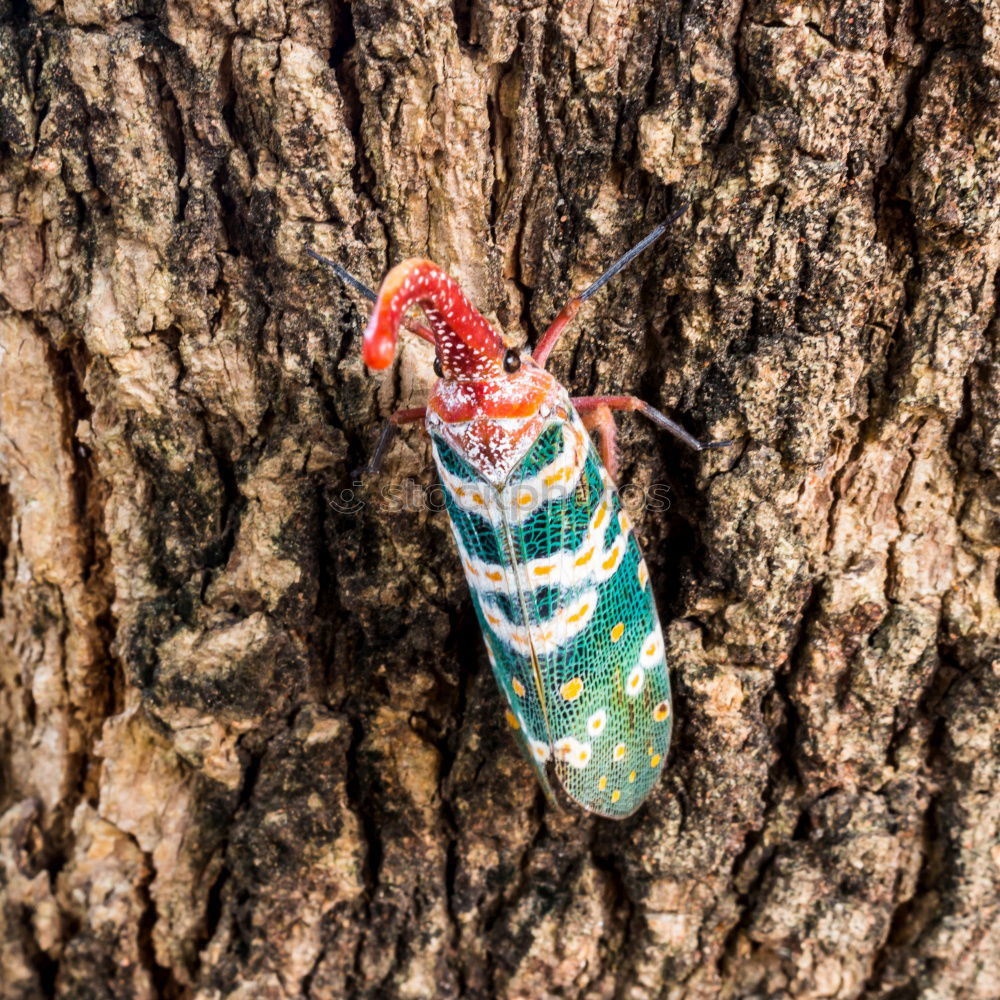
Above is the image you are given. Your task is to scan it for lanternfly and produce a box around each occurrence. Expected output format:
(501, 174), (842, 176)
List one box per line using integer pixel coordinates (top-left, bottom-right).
(308, 207), (729, 818)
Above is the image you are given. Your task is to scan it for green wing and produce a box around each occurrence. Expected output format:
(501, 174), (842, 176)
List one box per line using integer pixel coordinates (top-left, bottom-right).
(432, 431), (558, 804)
(432, 410), (672, 818)
(499, 410), (672, 817)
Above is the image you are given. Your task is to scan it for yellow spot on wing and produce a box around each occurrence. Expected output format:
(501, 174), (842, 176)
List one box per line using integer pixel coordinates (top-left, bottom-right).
(651, 754), (661, 767)
(610, 622), (625, 642)
(512, 677), (525, 697)
(505, 710), (519, 730)
(560, 677), (584, 701)
(611, 789), (621, 803)
(628, 770), (637, 783)
(598, 775), (608, 791)
(594, 501), (608, 529)
(566, 603), (590, 624)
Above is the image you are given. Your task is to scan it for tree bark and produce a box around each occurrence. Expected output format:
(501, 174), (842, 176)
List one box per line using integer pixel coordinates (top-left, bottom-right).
(1, 1), (999, 997)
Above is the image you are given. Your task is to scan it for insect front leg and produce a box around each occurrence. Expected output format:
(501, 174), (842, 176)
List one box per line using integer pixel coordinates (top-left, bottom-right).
(572, 395), (732, 453)
(532, 297), (583, 368)
(355, 406), (427, 478)
(577, 403), (621, 481)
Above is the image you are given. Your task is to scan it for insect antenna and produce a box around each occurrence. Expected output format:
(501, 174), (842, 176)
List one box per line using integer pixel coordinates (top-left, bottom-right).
(305, 247), (377, 302)
(578, 201), (689, 303)
(533, 202), (689, 366)
(306, 248), (440, 350)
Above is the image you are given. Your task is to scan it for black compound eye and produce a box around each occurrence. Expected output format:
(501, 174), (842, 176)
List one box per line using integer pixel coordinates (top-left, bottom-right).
(503, 348), (521, 373)
(433, 355), (444, 377)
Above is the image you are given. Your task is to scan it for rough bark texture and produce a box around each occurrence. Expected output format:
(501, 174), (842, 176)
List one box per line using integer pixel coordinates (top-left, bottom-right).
(1, 1), (999, 998)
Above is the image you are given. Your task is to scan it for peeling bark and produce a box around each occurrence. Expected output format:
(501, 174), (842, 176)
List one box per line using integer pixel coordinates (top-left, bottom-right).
(1, 1), (999, 998)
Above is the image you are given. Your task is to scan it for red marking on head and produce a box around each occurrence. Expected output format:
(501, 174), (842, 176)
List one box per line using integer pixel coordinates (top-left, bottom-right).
(427, 363), (565, 481)
(429, 364), (556, 421)
(363, 259), (506, 379)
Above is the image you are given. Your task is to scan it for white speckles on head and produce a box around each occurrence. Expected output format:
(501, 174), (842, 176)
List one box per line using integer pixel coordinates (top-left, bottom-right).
(428, 367), (566, 484)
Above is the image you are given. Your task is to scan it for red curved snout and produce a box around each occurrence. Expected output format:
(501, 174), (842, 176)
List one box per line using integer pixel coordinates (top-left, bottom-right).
(362, 259), (506, 379)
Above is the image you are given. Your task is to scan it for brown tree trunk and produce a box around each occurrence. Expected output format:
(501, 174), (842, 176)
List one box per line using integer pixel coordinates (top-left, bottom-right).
(1, 1), (998, 997)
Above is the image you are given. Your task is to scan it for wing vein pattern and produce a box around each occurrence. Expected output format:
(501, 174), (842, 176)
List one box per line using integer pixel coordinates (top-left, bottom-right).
(431, 405), (672, 817)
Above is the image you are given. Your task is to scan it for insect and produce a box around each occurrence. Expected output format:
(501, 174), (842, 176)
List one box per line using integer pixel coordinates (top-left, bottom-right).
(308, 206), (729, 818)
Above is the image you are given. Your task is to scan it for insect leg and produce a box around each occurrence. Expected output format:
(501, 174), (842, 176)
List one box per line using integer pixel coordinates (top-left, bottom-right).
(306, 247), (437, 346)
(578, 403), (621, 480)
(532, 203), (689, 368)
(355, 407), (427, 478)
(572, 395), (731, 453)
